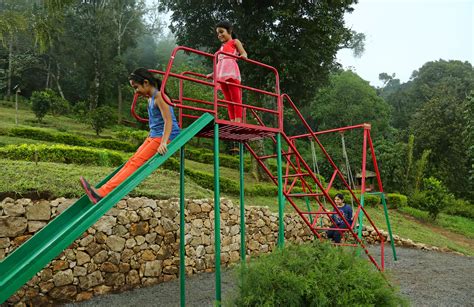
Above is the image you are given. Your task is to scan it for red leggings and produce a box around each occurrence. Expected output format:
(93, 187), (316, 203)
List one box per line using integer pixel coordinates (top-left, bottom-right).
(219, 78), (242, 121)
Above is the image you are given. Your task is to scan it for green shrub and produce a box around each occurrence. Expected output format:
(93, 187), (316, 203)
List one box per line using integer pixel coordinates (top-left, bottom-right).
(89, 106), (117, 136)
(228, 242), (406, 306)
(115, 128), (148, 147)
(194, 152), (252, 172)
(364, 194), (380, 207)
(443, 198), (474, 219)
(162, 156), (241, 194)
(49, 94), (70, 116)
(72, 101), (88, 118)
(408, 190), (426, 210)
(0, 144), (124, 166)
(93, 139), (136, 152)
(31, 90), (51, 123)
(413, 177), (453, 220)
(386, 193), (407, 209)
(423, 177), (454, 220)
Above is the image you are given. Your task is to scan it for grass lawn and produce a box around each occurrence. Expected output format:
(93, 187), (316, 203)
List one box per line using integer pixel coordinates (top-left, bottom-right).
(0, 106), (116, 139)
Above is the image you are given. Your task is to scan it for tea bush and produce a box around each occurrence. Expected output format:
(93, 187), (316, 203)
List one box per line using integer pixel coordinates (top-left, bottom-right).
(0, 144), (124, 167)
(229, 242), (407, 306)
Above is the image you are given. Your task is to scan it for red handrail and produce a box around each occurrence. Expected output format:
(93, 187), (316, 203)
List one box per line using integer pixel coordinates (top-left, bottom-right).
(157, 46), (281, 129)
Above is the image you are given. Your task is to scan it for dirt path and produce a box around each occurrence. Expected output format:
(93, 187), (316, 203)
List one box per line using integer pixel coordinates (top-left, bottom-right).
(66, 245), (474, 307)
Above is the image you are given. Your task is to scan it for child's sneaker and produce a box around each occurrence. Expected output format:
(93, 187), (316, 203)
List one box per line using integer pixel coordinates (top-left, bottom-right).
(80, 177), (102, 204)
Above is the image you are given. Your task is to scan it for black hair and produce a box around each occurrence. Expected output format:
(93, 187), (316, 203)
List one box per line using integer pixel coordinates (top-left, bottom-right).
(129, 68), (162, 89)
(335, 193), (345, 200)
(215, 20), (237, 39)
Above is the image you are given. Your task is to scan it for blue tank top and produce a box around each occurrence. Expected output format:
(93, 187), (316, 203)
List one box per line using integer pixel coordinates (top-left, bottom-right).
(148, 91), (180, 140)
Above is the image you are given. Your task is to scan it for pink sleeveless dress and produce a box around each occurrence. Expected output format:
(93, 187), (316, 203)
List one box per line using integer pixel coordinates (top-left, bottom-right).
(216, 39), (241, 82)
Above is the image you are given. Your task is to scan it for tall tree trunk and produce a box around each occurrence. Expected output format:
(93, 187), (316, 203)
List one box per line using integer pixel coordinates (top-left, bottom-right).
(55, 62), (65, 99)
(46, 58), (51, 88)
(91, 53), (100, 110)
(7, 36), (13, 101)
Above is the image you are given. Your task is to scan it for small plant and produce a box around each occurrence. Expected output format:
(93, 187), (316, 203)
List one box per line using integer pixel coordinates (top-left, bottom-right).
(30, 90), (51, 123)
(228, 242), (407, 306)
(49, 94), (70, 116)
(89, 106), (117, 136)
(421, 177), (453, 220)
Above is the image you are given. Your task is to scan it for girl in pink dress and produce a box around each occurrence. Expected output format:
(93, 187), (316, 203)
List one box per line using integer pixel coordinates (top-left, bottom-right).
(207, 21), (247, 123)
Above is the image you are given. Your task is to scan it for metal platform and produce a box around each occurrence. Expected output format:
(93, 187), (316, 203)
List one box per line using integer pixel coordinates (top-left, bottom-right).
(197, 120), (279, 142)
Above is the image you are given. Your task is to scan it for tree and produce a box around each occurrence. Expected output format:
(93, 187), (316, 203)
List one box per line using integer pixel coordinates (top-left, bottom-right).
(310, 71), (391, 135)
(305, 70), (392, 183)
(160, 0), (364, 105)
(0, 0), (28, 100)
(421, 177), (452, 220)
(463, 92), (474, 201)
(375, 135), (430, 195)
(31, 89), (51, 123)
(89, 106), (117, 136)
(109, 0), (145, 123)
(381, 60), (473, 200)
(411, 95), (471, 200)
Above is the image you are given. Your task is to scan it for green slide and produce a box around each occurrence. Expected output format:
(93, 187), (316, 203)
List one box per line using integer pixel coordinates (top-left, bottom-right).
(0, 113), (214, 303)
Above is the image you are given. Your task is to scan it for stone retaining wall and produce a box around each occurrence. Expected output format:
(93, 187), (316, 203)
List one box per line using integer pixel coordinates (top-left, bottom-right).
(0, 197), (437, 306)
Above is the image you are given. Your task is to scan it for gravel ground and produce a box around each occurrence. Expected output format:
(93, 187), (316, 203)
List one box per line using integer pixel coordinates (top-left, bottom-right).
(67, 245), (474, 307)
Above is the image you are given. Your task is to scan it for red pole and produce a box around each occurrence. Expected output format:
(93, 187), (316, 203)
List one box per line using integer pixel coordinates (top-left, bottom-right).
(368, 130), (384, 192)
(361, 128), (368, 194)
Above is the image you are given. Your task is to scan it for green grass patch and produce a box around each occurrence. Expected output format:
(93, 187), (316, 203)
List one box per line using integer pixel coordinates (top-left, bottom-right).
(0, 106), (116, 138)
(398, 206), (474, 239)
(363, 206), (474, 256)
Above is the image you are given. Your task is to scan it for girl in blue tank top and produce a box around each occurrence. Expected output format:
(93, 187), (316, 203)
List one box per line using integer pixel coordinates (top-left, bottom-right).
(80, 68), (180, 204)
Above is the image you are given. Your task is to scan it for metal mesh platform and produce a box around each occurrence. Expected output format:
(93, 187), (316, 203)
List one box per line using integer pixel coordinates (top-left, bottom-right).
(197, 121), (278, 142)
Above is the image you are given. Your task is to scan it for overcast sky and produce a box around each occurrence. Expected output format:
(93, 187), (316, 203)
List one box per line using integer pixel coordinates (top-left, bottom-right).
(336, 0), (474, 87)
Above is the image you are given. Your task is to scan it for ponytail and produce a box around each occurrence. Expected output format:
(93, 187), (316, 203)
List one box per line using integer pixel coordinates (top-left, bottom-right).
(129, 68), (161, 89)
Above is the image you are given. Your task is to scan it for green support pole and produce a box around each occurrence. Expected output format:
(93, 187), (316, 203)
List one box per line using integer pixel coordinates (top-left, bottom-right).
(179, 146), (186, 307)
(356, 194), (365, 257)
(214, 124), (221, 305)
(358, 194), (365, 239)
(276, 133), (284, 248)
(239, 142), (246, 263)
(381, 193), (398, 260)
(304, 197), (313, 224)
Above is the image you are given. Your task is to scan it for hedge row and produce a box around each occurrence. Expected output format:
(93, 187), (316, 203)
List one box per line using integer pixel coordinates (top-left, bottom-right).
(327, 190), (407, 209)
(0, 144), (124, 167)
(0, 139), (409, 206)
(162, 156), (280, 196)
(184, 147), (253, 172)
(5, 127), (137, 152)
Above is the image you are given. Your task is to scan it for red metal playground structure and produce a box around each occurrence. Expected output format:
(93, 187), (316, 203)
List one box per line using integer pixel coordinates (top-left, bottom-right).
(0, 46), (397, 305)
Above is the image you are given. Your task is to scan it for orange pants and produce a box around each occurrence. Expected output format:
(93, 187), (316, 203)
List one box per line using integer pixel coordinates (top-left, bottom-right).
(97, 137), (162, 197)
